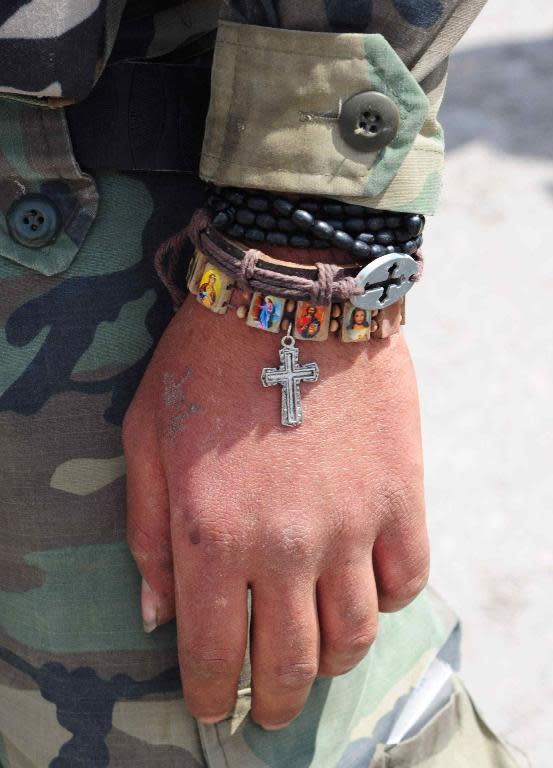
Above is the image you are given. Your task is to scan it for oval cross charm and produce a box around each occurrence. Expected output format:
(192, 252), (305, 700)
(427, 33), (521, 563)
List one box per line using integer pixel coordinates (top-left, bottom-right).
(351, 253), (418, 311)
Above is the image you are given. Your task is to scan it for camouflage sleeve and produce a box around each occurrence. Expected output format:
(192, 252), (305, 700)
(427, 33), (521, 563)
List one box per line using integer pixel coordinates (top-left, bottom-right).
(0, 0), (127, 103)
(201, 0), (489, 214)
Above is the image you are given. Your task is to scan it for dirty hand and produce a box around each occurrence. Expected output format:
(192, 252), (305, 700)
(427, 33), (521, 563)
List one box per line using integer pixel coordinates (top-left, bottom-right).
(123, 293), (429, 730)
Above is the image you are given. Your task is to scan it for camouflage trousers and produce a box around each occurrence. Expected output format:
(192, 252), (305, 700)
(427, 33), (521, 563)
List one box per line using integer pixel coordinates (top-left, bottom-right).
(0, 171), (518, 768)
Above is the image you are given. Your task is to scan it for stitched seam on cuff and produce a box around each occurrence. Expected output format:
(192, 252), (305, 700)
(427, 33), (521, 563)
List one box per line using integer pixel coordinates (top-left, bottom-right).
(217, 38), (379, 62)
(219, 24), (241, 181)
(202, 144), (443, 176)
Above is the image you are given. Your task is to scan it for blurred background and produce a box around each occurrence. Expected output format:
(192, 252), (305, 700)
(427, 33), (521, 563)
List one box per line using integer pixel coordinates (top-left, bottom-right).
(408, 2), (553, 766)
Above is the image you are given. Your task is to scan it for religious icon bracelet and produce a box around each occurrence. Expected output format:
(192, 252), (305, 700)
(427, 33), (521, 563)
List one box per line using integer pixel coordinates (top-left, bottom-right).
(154, 206), (422, 427)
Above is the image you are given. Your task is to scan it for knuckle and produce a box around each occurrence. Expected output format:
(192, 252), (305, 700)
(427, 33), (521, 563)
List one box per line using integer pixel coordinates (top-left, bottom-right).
(175, 514), (243, 560)
(328, 626), (378, 659)
(379, 482), (414, 518)
(128, 538), (150, 568)
(127, 528), (154, 566)
(265, 522), (314, 564)
(270, 660), (319, 690)
(127, 526), (146, 558)
(373, 472), (425, 520)
(127, 519), (153, 553)
(127, 521), (170, 566)
(186, 650), (243, 681)
(200, 528), (239, 557)
(400, 567), (430, 599)
(381, 566), (429, 607)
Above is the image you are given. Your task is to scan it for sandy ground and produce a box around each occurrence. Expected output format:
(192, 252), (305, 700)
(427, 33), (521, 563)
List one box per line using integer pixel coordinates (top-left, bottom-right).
(407, 3), (553, 766)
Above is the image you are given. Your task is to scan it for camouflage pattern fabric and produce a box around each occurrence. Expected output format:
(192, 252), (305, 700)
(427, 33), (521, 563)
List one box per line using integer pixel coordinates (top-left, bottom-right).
(0, 170), (205, 767)
(0, 176), (519, 763)
(0, 2), (519, 767)
(0, 175), (520, 768)
(0, 0), (127, 102)
(0, 0), (488, 228)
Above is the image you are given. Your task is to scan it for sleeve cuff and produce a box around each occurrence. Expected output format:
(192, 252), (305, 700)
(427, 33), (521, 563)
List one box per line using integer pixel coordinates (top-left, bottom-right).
(200, 22), (444, 215)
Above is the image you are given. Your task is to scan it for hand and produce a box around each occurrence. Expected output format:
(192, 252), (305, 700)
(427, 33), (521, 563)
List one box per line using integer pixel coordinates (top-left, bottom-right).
(123, 293), (429, 729)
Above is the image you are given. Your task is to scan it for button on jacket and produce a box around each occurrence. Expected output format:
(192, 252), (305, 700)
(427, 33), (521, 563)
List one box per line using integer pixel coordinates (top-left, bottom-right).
(0, 0), (487, 276)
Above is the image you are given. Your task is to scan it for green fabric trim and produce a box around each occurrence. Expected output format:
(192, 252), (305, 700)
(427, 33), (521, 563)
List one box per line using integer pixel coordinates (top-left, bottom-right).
(362, 35), (431, 199)
(401, 170), (443, 213)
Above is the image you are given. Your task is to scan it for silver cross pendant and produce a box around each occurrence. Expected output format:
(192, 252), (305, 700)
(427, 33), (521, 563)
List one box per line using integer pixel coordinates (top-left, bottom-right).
(261, 329), (320, 427)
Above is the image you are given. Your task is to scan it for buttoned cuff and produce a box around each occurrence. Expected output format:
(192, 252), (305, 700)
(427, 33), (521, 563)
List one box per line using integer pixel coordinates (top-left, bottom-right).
(200, 22), (444, 215)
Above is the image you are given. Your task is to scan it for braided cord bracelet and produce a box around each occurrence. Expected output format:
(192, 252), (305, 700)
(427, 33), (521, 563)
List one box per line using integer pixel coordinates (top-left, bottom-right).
(154, 205), (423, 426)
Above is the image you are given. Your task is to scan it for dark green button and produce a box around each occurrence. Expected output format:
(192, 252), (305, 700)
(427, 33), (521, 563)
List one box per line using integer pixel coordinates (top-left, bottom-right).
(339, 91), (400, 152)
(6, 194), (62, 249)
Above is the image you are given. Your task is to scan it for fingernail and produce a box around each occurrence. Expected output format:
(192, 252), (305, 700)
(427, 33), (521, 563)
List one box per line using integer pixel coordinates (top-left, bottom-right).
(141, 579), (158, 634)
(262, 721), (293, 731)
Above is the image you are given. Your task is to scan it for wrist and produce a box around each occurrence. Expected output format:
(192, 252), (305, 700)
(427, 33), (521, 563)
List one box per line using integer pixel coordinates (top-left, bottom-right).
(173, 292), (407, 378)
(144, 291), (418, 440)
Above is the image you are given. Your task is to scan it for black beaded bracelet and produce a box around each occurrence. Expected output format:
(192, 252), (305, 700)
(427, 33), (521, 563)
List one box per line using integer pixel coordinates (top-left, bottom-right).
(205, 187), (425, 261)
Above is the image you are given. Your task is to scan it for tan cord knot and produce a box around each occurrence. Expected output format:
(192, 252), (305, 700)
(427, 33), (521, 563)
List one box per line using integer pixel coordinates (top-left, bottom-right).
(238, 249), (262, 288)
(310, 262), (340, 305)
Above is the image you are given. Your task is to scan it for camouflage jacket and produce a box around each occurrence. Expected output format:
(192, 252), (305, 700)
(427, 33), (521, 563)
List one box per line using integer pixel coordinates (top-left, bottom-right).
(0, 0), (487, 276)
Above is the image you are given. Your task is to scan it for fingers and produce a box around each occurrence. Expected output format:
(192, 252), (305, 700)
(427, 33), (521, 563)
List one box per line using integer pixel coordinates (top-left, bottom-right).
(317, 557), (378, 677)
(123, 419), (175, 628)
(174, 567), (249, 723)
(373, 515), (430, 613)
(250, 579), (319, 730)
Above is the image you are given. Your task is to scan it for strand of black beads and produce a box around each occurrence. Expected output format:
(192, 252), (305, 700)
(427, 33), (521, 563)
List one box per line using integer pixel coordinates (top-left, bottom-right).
(222, 188), (245, 207)
(212, 210), (421, 256)
(211, 189), (426, 234)
(206, 189), (425, 257)
(211, 206), (235, 231)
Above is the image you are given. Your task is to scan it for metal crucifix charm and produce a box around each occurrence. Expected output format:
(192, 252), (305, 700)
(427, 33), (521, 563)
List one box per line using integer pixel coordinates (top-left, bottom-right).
(261, 329), (320, 427)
